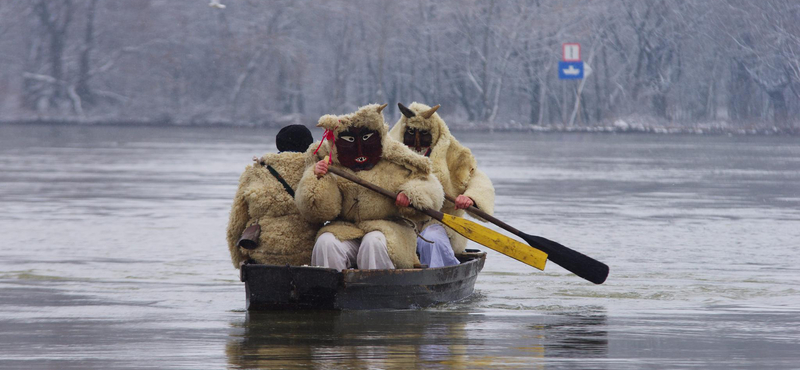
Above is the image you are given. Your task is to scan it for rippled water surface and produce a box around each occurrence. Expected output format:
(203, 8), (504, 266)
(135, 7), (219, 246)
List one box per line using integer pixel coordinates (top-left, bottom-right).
(1, 124), (799, 369)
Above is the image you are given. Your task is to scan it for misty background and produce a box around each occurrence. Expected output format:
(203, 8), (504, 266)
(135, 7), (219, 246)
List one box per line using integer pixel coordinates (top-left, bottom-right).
(1, 0), (798, 132)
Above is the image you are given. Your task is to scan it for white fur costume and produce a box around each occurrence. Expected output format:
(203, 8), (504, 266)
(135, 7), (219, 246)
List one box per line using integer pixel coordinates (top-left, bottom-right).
(226, 151), (321, 268)
(295, 104), (444, 269)
(389, 102), (495, 255)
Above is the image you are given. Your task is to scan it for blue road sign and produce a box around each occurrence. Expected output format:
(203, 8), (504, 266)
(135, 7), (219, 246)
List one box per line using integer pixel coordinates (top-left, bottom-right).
(558, 61), (583, 80)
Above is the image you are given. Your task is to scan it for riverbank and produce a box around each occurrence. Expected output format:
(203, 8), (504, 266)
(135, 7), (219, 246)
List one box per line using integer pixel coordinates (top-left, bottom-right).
(1, 116), (797, 136)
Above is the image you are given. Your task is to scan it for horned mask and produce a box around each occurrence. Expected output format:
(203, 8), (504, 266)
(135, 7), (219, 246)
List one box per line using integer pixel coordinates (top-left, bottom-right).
(316, 103), (389, 171)
(397, 103), (441, 157)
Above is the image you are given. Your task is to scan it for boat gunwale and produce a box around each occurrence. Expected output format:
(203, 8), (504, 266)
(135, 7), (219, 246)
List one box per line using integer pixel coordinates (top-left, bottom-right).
(240, 250), (486, 310)
(241, 250), (487, 283)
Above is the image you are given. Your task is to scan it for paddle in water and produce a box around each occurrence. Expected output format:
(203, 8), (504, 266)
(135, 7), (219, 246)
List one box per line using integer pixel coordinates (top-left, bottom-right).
(444, 194), (609, 284)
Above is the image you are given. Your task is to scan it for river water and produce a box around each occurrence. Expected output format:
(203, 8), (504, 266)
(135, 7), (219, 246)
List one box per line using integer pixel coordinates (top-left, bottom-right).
(0, 124), (798, 369)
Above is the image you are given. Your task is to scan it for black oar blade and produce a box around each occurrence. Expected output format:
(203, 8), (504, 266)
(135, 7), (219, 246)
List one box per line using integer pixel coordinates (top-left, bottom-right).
(520, 233), (609, 284)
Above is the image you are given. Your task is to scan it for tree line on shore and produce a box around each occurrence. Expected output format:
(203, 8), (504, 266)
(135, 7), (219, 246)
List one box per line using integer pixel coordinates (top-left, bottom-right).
(0, 0), (797, 130)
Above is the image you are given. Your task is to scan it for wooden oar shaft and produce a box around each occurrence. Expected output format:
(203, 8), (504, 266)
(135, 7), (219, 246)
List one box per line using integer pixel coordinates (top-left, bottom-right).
(326, 167), (445, 221)
(325, 166), (547, 270)
(445, 194), (523, 237)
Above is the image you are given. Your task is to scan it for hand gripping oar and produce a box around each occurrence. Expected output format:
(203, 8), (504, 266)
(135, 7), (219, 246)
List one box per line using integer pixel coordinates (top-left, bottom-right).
(446, 194), (609, 284)
(323, 164), (548, 271)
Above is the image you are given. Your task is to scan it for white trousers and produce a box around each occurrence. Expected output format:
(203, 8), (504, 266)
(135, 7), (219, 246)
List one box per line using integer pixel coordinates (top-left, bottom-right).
(311, 231), (395, 271)
(416, 224), (460, 268)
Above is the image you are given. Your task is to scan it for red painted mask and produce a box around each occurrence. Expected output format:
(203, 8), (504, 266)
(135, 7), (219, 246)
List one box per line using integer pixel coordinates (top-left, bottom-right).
(335, 127), (382, 171)
(403, 127), (433, 157)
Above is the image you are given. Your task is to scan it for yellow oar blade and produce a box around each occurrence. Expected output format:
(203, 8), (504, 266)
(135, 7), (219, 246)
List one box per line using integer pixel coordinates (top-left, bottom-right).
(441, 213), (548, 271)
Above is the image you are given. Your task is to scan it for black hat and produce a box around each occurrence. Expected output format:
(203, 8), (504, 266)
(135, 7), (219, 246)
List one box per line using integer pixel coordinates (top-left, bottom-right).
(276, 124), (313, 152)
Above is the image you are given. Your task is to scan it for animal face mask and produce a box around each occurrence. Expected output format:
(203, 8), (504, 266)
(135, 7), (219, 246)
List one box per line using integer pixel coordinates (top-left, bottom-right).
(403, 127), (432, 157)
(335, 127), (382, 171)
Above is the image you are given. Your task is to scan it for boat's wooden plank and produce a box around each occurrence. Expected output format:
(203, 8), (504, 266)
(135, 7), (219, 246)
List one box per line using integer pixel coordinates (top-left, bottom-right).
(335, 274), (481, 309)
(241, 252), (486, 310)
(244, 265), (342, 310)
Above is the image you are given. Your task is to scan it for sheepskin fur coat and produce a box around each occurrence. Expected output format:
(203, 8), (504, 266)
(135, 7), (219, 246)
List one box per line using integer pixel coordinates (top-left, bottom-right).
(226, 151), (321, 268)
(295, 104), (445, 269)
(389, 102), (495, 254)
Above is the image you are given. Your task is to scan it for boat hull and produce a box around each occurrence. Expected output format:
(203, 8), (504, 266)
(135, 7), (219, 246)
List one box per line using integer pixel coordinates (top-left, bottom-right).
(241, 251), (486, 310)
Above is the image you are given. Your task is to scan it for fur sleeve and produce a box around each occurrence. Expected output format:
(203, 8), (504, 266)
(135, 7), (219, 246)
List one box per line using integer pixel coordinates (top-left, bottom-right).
(398, 174), (444, 216)
(463, 168), (495, 217)
(226, 171), (252, 269)
(294, 165), (342, 223)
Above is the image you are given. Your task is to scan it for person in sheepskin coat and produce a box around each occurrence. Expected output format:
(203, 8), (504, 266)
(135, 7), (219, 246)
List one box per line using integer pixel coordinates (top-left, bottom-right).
(389, 102), (495, 267)
(296, 103), (444, 271)
(226, 125), (320, 268)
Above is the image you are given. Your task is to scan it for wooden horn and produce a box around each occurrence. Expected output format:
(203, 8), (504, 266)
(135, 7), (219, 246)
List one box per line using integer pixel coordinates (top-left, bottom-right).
(398, 103), (416, 118)
(420, 104), (441, 119)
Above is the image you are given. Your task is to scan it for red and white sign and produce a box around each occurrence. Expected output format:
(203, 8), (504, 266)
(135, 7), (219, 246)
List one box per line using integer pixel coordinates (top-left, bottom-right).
(562, 43), (581, 61)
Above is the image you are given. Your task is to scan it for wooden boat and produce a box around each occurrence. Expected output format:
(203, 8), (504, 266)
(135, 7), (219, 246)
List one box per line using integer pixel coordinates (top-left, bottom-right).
(240, 249), (486, 310)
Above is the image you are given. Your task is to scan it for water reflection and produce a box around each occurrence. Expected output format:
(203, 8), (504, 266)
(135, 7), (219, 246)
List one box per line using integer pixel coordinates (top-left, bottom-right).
(539, 313), (608, 358)
(226, 310), (608, 369)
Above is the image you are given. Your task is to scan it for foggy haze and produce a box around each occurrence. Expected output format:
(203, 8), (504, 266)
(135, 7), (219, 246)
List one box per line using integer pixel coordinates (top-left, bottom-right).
(0, 0), (798, 132)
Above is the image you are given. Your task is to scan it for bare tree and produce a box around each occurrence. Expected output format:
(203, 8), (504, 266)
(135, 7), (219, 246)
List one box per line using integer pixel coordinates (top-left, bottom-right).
(24, 0), (74, 112)
(0, 0), (796, 128)
(75, 0), (98, 108)
(721, 1), (796, 124)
